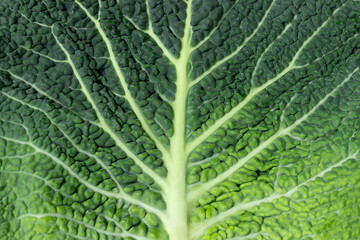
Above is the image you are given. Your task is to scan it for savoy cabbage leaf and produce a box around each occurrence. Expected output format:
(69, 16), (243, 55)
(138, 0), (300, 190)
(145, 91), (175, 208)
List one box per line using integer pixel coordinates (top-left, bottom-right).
(0, 0), (360, 239)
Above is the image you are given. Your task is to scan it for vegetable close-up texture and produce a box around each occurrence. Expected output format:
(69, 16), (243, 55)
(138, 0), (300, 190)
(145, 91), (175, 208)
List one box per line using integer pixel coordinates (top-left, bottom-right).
(1, 0), (360, 239)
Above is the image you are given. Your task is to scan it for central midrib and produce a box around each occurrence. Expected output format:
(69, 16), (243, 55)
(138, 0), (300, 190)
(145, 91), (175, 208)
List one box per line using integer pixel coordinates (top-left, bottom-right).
(166, 55), (190, 240)
(165, 1), (193, 239)
(165, 53), (191, 238)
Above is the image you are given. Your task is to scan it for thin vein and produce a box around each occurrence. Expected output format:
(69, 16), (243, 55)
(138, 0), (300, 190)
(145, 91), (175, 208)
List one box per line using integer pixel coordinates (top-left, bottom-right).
(92, 211), (149, 240)
(0, 153), (37, 159)
(19, 45), (67, 63)
(17, 11), (51, 28)
(1, 70), (165, 190)
(144, 0), (178, 64)
(50, 26), (167, 188)
(122, 14), (178, 65)
(186, 2), (347, 154)
(0, 68), (97, 124)
(97, 0), (102, 21)
(0, 117), (28, 129)
(0, 135), (166, 219)
(294, 33), (360, 69)
(75, 0), (171, 160)
(191, 0), (241, 51)
(1, 91), (152, 199)
(14, 213), (131, 238)
(250, 20), (295, 87)
(228, 233), (270, 240)
(188, 151), (225, 168)
(0, 136), (118, 199)
(126, 46), (173, 104)
(1, 170), (73, 198)
(188, 67), (359, 202)
(5, 169), (155, 240)
(189, 150), (359, 238)
(189, 0), (278, 88)
(62, 232), (88, 240)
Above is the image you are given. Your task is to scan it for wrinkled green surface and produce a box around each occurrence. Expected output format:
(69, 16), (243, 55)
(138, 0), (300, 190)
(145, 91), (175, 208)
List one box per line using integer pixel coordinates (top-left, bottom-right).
(0, 0), (360, 239)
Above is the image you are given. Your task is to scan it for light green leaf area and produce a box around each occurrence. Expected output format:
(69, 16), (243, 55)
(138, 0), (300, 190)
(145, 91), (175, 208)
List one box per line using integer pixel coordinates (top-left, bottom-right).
(0, 0), (360, 240)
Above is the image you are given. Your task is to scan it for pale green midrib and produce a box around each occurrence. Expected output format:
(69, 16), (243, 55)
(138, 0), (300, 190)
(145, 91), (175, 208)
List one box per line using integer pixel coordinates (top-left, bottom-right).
(190, 0), (240, 51)
(51, 26), (167, 189)
(188, 66), (359, 203)
(188, 0), (278, 88)
(164, 1), (193, 240)
(15, 213), (148, 239)
(0, 135), (165, 219)
(1, 89), (164, 203)
(76, 0), (170, 160)
(186, 2), (345, 155)
(189, 150), (360, 238)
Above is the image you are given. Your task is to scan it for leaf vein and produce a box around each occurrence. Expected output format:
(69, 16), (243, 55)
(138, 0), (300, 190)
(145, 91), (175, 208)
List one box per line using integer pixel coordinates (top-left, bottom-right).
(186, 2), (348, 154)
(50, 26), (167, 188)
(75, 0), (171, 160)
(188, 67), (359, 202)
(189, 150), (359, 238)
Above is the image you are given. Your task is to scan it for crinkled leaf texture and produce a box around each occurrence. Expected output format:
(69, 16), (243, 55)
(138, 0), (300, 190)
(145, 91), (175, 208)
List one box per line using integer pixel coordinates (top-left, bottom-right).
(0, 0), (360, 239)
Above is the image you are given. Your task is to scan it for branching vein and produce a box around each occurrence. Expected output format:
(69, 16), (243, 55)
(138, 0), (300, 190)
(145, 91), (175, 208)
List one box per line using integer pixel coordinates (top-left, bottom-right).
(2, 90), (166, 198)
(15, 213), (148, 239)
(190, 0), (241, 51)
(122, 11), (178, 66)
(0, 135), (166, 220)
(189, 0), (278, 88)
(75, 0), (170, 159)
(189, 150), (359, 238)
(188, 66), (359, 202)
(50, 26), (167, 187)
(186, 2), (347, 154)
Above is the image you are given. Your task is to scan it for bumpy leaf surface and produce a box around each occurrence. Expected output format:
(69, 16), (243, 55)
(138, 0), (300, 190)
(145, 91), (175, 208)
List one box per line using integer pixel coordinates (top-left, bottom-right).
(0, 0), (360, 239)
